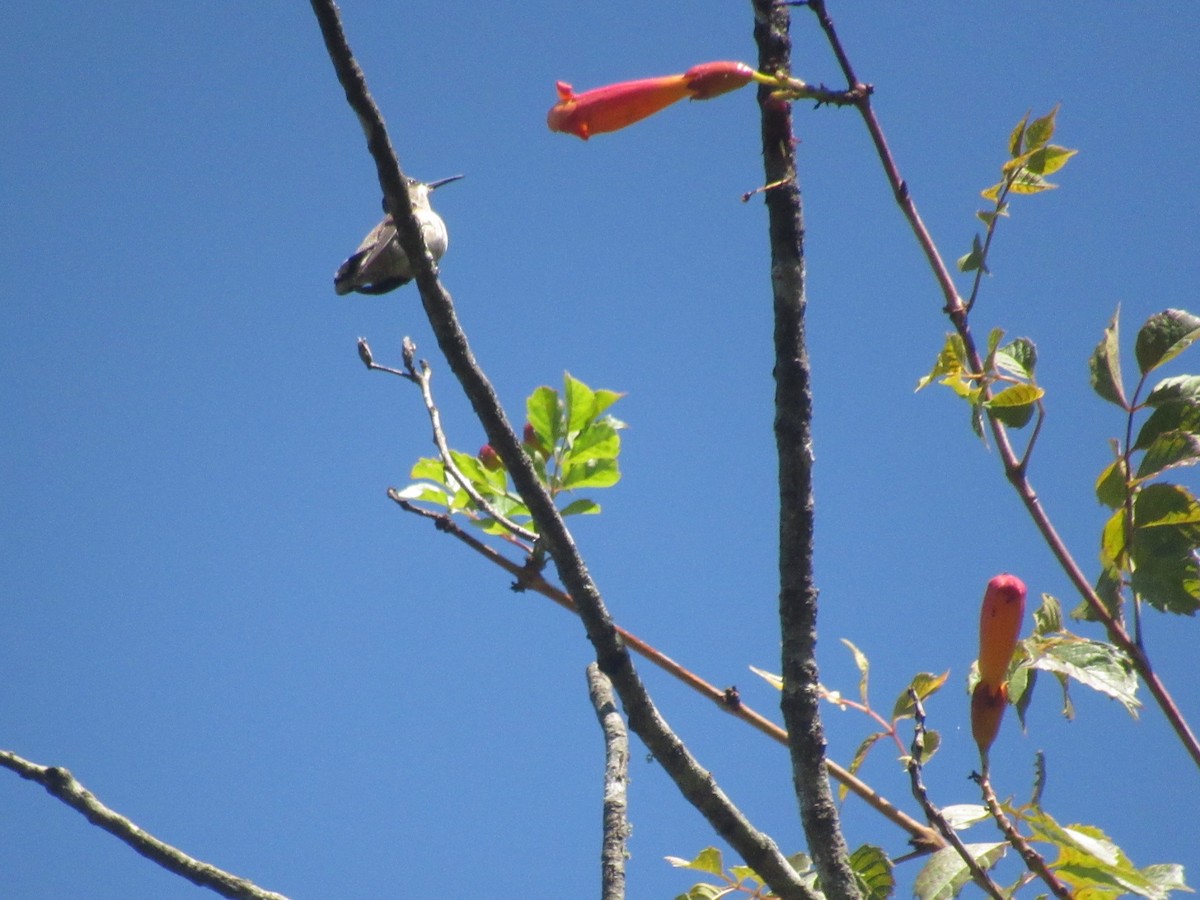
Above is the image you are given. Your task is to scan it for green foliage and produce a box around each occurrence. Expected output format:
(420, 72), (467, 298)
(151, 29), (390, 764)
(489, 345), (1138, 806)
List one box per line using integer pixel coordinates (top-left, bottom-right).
(913, 844), (1006, 900)
(395, 372), (626, 535)
(667, 844), (893, 900)
(917, 329), (1043, 439)
(1087, 308), (1200, 618)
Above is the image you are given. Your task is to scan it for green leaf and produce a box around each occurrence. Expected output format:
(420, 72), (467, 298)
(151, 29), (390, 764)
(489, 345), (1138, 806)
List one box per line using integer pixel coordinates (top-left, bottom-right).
(526, 385), (561, 447)
(1095, 456), (1128, 509)
(891, 670), (949, 719)
(939, 804), (989, 831)
(561, 457), (620, 489)
(916, 334), (969, 391)
(956, 232), (987, 273)
(994, 337), (1037, 379)
(1008, 110), (1031, 157)
(1136, 430), (1200, 480)
(566, 420), (621, 462)
(1027, 635), (1141, 716)
(1130, 487), (1200, 614)
(1145, 374), (1200, 407)
(564, 371), (596, 435)
(913, 844), (1005, 900)
(842, 638), (870, 704)
(1089, 309), (1128, 408)
(849, 844), (895, 900)
(1134, 401), (1200, 450)
(592, 388), (625, 418)
(1099, 508), (1128, 572)
(1134, 308), (1200, 375)
(1007, 168), (1056, 194)
(983, 382), (1044, 428)
(841, 732), (885, 804)
(559, 497), (600, 517)
(1033, 593), (1064, 635)
(1025, 104), (1060, 151)
(666, 847), (724, 877)
(1024, 143), (1077, 176)
(1009, 661), (1038, 726)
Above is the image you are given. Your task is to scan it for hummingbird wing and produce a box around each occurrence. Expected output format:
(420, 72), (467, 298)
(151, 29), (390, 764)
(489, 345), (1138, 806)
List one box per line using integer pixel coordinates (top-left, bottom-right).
(333, 216), (411, 295)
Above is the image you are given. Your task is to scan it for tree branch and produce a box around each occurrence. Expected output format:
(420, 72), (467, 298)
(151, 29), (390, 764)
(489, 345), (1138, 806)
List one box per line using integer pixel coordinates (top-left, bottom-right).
(586, 664), (630, 900)
(311, 2), (818, 895)
(804, 0), (1200, 771)
(0, 750), (289, 900)
(753, 2), (859, 898)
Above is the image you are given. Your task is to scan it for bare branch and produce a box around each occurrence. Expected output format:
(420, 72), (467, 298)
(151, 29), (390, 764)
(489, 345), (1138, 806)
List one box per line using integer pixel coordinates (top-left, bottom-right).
(0, 750), (289, 900)
(752, 2), (859, 897)
(904, 697), (1005, 900)
(586, 664), (630, 900)
(311, 2), (819, 895)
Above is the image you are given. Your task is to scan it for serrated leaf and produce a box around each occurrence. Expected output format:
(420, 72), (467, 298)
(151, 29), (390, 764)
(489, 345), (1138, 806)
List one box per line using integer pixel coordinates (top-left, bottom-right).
(1134, 401), (1200, 450)
(566, 420), (621, 462)
(561, 457), (620, 489)
(913, 844), (1005, 900)
(1089, 310), (1128, 408)
(1134, 308), (1200, 375)
(666, 847), (725, 876)
(984, 383), (1044, 428)
(592, 388), (625, 418)
(849, 844), (895, 900)
(1025, 104), (1060, 151)
(1099, 508), (1128, 572)
(1009, 662), (1037, 727)
(1130, 494), (1200, 613)
(994, 337), (1037, 379)
(939, 804), (990, 831)
(916, 335), (968, 391)
(1145, 374), (1200, 407)
(1033, 593), (1064, 635)
(1007, 168), (1056, 194)
(1136, 430), (1200, 480)
(841, 638), (870, 704)
(564, 371), (596, 435)
(1095, 457), (1128, 509)
(891, 670), (949, 719)
(957, 233), (987, 273)
(1024, 143), (1077, 176)
(1008, 110), (1031, 157)
(1028, 636), (1140, 716)
(526, 386), (561, 447)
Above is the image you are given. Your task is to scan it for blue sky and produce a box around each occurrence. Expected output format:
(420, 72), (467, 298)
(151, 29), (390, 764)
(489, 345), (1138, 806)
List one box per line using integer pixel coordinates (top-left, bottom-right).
(2, 3), (1198, 897)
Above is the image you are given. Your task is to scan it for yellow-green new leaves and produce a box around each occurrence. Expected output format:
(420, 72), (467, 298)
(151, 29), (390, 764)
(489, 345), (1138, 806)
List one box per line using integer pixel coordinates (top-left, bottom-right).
(984, 106), (1078, 201)
(668, 844), (895, 900)
(917, 329), (1043, 436)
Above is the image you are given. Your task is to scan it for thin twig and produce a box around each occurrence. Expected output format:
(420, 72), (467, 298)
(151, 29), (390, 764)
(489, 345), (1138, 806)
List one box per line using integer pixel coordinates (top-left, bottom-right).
(903, 698), (1005, 900)
(311, 4), (820, 896)
(0, 751), (289, 900)
(405, 350), (539, 545)
(586, 664), (630, 900)
(804, 0), (1200, 771)
(389, 490), (944, 855)
(974, 771), (1073, 900)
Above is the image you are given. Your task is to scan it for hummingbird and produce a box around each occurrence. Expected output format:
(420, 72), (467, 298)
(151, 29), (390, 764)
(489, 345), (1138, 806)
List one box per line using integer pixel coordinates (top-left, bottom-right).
(334, 175), (463, 295)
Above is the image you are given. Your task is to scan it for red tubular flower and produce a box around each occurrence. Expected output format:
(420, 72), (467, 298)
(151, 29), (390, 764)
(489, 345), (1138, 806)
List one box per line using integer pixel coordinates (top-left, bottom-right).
(547, 61), (757, 140)
(971, 682), (1007, 755)
(977, 573), (1027, 692)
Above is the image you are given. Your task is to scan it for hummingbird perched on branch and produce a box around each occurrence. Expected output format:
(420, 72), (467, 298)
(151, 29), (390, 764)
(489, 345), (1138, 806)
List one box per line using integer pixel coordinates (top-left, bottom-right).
(333, 174), (463, 295)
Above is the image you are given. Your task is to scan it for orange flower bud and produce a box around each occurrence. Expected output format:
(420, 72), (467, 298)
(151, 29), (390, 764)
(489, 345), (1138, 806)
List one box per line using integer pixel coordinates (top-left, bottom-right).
(971, 681), (1007, 755)
(547, 61), (758, 140)
(682, 61), (755, 99)
(977, 573), (1026, 692)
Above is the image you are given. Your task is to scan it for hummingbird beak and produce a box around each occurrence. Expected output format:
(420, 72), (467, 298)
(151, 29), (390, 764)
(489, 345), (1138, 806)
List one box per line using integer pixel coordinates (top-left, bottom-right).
(425, 174), (465, 191)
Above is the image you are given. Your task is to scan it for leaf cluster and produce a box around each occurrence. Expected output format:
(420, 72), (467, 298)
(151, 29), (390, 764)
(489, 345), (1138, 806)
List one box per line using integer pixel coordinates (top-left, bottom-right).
(1090, 308), (1200, 617)
(395, 372), (626, 535)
